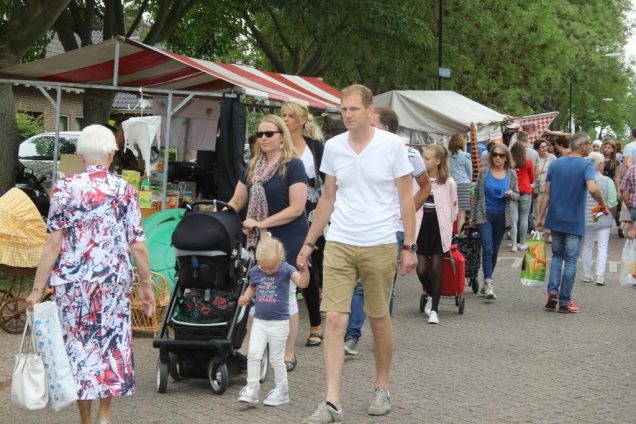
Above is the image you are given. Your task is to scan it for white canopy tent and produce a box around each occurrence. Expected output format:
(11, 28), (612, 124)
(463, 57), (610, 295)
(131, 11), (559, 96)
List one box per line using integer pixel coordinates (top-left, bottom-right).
(373, 90), (510, 144)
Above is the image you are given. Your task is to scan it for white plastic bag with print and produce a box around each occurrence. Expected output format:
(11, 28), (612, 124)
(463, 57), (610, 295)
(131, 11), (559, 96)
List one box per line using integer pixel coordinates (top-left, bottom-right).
(33, 301), (78, 411)
(620, 239), (636, 287)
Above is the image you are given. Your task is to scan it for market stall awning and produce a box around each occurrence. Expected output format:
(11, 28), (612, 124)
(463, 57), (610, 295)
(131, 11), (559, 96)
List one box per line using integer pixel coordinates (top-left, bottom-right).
(374, 90), (510, 135)
(0, 37), (341, 110)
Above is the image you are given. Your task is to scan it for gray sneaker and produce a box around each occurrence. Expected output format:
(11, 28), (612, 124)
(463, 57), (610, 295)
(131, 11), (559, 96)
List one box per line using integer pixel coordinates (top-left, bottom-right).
(304, 402), (344, 424)
(368, 387), (391, 416)
(595, 276), (606, 286)
(344, 338), (359, 356)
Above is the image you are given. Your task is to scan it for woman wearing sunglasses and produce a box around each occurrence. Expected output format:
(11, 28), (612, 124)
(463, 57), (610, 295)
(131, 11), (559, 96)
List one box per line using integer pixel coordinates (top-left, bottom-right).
(470, 144), (519, 300)
(228, 115), (310, 371)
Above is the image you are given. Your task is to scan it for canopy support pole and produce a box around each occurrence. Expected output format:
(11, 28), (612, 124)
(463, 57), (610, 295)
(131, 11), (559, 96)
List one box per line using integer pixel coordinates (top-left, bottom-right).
(37, 85), (62, 184)
(113, 37), (121, 87)
(160, 94), (194, 209)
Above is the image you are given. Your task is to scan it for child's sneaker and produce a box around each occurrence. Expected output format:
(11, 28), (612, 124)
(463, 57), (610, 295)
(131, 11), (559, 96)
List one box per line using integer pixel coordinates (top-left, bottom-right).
(263, 384), (289, 406)
(238, 383), (260, 404)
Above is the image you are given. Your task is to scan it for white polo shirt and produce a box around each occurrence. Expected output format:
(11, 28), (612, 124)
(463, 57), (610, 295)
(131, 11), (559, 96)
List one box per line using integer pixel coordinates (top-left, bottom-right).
(320, 129), (412, 246)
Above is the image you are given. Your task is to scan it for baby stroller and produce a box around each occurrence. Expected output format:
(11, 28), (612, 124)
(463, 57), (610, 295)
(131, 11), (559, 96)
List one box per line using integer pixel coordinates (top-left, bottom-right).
(153, 200), (268, 395)
(452, 223), (482, 294)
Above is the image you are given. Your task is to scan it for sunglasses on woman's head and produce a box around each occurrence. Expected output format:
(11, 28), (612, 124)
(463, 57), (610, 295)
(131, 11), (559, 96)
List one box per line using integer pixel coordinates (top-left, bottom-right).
(492, 152), (506, 158)
(256, 131), (282, 138)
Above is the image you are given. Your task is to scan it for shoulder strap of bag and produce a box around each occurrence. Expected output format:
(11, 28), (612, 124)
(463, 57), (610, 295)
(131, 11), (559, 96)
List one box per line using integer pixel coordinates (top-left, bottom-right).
(14, 312), (34, 373)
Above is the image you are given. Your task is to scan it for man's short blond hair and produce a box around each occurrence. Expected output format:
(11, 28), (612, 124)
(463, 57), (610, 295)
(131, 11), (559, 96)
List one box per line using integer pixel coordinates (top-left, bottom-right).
(341, 84), (373, 107)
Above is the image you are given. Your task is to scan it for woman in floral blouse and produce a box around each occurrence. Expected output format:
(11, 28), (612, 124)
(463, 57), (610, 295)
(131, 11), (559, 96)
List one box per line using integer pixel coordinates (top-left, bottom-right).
(26, 125), (155, 424)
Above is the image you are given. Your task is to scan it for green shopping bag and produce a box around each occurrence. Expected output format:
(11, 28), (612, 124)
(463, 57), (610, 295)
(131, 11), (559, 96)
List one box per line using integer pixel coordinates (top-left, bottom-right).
(521, 232), (546, 287)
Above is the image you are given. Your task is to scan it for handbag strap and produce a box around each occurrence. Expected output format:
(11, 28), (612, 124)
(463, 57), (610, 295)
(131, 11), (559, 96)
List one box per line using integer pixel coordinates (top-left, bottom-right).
(14, 311), (35, 373)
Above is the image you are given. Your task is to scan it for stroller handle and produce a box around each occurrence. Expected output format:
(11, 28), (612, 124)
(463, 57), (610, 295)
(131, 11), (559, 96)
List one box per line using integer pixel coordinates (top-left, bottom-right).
(187, 199), (235, 213)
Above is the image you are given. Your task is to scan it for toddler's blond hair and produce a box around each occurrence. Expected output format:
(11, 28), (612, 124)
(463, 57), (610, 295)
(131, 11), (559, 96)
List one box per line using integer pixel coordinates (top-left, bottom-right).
(255, 233), (286, 265)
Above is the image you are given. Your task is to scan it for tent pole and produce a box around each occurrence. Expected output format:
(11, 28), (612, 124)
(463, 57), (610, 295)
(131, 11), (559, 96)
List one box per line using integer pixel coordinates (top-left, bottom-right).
(161, 93), (173, 210)
(37, 85), (62, 184)
(113, 38), (120, 87)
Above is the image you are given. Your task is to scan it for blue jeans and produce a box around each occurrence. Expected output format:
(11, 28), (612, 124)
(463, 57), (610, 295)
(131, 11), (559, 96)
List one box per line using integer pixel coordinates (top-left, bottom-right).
(345, 231), (403, 342)
(477, 209), (506, 282)
(547, 231), (582, 307)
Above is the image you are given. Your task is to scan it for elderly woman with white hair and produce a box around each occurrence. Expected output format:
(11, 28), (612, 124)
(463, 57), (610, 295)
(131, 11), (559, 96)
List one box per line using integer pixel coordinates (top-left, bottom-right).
(581, 151), (618, 286)
(25, 124), (155, 424)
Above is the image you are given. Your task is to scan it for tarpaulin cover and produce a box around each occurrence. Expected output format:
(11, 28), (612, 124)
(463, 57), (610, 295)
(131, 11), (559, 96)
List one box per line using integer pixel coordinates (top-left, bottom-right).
(373, 90), (509, 135)
(0, 37), (341, 110)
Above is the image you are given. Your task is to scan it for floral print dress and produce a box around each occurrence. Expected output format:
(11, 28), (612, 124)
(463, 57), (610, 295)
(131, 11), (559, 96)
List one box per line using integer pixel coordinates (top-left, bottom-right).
(47, 164), (145, 400)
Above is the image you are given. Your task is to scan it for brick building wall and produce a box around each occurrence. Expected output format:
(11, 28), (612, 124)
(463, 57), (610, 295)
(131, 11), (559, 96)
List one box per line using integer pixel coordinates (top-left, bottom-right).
(13, 86), (85, 132)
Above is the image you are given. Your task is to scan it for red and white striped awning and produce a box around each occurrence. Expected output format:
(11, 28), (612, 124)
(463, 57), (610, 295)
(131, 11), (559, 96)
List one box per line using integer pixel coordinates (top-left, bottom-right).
(515, 111), (559, 144)
(0, 37), (341, 110)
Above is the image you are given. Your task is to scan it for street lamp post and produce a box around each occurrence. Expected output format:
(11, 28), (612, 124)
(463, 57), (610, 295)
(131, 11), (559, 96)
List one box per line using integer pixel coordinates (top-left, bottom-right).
(438, 0), (444, 90)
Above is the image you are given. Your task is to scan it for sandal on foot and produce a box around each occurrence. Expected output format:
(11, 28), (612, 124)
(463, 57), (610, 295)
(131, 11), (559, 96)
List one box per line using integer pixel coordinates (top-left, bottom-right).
(285, 355), (297, 372)
(305, 332), (323, 347)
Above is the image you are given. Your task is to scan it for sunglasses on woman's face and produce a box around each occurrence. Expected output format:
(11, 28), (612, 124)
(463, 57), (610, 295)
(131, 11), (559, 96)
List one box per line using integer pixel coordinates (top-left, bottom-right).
(256, 130), (282, 138)
(492, 152), (506, 158)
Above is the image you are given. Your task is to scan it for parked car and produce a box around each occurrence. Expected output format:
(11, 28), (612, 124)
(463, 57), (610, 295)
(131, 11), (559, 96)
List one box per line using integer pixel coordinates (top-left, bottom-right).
(18, 131), (81, 185)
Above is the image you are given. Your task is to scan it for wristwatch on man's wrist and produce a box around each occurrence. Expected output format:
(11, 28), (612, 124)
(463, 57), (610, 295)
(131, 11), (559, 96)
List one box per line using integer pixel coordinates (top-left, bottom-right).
(402, 243), (417, 252)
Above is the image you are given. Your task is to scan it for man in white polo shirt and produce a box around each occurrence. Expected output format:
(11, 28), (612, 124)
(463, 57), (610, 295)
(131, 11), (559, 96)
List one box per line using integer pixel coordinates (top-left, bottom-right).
(297, 84), (417, 423)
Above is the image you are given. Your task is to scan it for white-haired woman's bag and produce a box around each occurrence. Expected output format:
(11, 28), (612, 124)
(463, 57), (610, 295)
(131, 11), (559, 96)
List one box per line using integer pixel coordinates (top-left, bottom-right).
(11, 311), (48, 410)
(33, 301), (78, 411)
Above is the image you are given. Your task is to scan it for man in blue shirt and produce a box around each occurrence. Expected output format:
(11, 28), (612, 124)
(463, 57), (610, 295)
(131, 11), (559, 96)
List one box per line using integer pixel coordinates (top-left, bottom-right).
(536, 133), (606, 313)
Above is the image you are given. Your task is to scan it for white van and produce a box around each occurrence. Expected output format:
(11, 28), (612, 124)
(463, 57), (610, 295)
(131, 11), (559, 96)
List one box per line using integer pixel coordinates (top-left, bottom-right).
(18, 131), (82, 183)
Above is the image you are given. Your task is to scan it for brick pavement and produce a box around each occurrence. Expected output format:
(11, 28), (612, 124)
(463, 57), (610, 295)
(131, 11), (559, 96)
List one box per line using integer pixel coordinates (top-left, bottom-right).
(1, 233), (635, 423)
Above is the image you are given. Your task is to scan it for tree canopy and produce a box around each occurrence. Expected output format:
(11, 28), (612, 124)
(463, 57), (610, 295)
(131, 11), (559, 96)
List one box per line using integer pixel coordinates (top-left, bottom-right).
(167, 0), (634, 136)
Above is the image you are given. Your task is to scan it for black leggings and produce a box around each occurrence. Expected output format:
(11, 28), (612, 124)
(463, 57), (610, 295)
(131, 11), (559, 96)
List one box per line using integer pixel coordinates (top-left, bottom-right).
(416, 254), (443, 312)
(302, 236), (324, 327)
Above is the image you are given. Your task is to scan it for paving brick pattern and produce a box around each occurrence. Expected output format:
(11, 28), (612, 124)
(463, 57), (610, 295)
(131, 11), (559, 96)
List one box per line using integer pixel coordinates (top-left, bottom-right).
(1, 233), (635, 423)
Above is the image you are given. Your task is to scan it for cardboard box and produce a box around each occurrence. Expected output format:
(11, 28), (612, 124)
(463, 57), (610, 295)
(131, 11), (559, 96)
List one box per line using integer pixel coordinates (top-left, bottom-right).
(59, 154), (84, 177)
(138, 191), (153, 209)
(122, 170), (141, 189)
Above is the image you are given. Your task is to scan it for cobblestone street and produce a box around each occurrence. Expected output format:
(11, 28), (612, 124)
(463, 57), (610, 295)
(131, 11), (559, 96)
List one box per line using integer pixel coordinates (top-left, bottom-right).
(1, 235), (635, 423)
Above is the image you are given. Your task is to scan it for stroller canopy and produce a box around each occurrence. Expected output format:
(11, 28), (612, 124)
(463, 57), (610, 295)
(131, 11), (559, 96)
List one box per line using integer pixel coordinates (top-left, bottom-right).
(172, 209), (242, 254)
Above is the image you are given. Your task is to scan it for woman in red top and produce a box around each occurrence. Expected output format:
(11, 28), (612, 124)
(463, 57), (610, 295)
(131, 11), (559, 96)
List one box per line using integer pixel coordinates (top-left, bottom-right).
(509, 142), (534, 251)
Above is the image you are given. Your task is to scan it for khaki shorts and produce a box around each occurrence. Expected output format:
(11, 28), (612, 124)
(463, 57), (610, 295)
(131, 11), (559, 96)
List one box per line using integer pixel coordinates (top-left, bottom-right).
(321, 241), (397, 318)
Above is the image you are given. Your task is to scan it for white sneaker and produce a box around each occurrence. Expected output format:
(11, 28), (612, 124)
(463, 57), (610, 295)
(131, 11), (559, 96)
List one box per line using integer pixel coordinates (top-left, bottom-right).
(428, 311), (439, 324)
(511, 245), (518, 252)
(344, 338), (359, 356)
(595, 276), (606, 286)
(485, 286), (497, 299)
(263, 384), (289, 406)
(582, 275), (594, 283)
(238, 383), (260, 404)
(424, 297), (432, 317)
(518, 244), (528, 251)
(507, 242), (513, 247)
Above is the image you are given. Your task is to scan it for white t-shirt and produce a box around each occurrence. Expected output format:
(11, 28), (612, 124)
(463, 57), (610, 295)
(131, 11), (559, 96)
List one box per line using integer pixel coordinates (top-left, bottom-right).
(320, 129), (412, 246)
(299, 146), (316, 179)
(624, 141), (636, 159)
(393, 146), (426, 228)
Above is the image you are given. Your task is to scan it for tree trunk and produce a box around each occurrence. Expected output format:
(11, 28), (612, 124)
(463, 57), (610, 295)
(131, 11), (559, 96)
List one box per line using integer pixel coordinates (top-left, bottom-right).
(0, 84), (20, 195)
(82, 89), (116, 126)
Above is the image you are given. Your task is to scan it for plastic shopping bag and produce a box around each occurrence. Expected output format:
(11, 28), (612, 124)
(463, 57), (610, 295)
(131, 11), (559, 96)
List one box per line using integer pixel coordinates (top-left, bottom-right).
(33, 301), (78, 411)
(620, 239), (636, 287)
(520, 232), (546, 287)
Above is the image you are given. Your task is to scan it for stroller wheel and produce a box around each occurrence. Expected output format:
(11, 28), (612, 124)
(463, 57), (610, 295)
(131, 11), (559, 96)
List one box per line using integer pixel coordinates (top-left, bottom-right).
(169, 352), (181, 381)
(470, 277), (479, 294)
(156, 357), (169, 393)
(259, 344), (269, 384)
(208, 361), (229, 395)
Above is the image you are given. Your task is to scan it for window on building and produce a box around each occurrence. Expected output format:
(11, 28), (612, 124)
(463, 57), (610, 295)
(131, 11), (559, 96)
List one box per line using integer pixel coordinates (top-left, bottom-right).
(59, 115), (69, 131)
(75, 116), (84, 130)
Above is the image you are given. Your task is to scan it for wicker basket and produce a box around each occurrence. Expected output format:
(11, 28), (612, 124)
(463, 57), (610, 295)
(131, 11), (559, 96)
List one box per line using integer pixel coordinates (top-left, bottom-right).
(131, 271), (170, 336)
